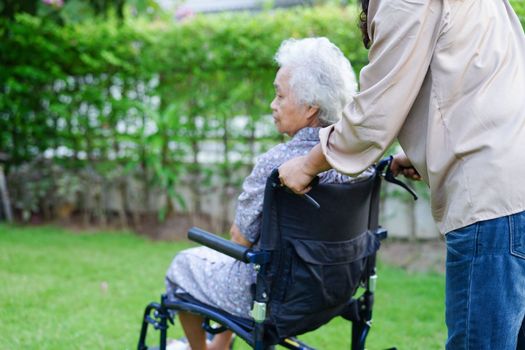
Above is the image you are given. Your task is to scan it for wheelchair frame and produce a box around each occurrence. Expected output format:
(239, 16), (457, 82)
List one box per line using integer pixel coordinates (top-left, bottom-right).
(138, 157), (415, 350)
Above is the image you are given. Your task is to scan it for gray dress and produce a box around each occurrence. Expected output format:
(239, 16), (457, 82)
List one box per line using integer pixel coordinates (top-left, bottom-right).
(165, 127), (370, 318)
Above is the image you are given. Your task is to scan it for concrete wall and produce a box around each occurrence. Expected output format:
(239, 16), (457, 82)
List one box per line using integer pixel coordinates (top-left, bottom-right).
(172, 174), (441, 239)
(87, 167), (441, 239)
(380, 184), (440, 239)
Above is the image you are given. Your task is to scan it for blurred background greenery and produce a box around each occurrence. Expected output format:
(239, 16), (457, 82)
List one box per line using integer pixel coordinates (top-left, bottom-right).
(2, 1), (522, 348)
(0, 0), (370, 232)
(0, 0), (523, 234)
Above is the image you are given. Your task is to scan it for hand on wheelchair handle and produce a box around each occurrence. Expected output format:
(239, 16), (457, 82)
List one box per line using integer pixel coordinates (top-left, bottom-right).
(274, 167), (321, 209)
(390, 152), (421, 181)
(379, 155), (419, 201)
(277, 155), (317, 195)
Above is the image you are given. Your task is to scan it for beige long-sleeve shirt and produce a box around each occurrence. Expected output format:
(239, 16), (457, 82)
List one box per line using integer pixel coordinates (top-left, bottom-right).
(319, 0), (525, 233)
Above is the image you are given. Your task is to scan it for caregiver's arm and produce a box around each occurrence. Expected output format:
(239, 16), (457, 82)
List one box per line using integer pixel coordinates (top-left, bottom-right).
(279, 0), (442, 192)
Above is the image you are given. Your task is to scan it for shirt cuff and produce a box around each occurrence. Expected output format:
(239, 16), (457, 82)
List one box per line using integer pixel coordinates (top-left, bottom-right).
(319, 124), (379, 176)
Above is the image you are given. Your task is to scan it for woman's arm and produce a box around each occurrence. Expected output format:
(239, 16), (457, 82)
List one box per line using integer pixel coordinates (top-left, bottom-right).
(280, 0), (443, 192)
(230, 224), (252, 247)
(234, 143), (287, 244)
(318, 0), (442, 175)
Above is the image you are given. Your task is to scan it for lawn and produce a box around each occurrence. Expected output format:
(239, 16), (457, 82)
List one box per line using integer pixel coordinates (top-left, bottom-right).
(0, 224), (445, 349)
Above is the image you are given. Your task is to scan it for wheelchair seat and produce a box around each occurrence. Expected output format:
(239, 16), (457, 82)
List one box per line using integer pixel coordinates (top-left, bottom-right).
(138, 159), (405, 350)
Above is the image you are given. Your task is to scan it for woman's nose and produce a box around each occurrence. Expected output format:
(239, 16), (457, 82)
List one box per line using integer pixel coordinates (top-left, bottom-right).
(270, 98), (277, 110)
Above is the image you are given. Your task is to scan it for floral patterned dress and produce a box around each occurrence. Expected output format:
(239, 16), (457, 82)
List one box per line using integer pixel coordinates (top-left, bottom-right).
(165, 127), (370, 318)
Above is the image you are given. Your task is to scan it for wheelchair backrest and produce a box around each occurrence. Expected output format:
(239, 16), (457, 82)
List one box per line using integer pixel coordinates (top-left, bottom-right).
(259, 169), (380, 249)
(258, 169), (382, 341)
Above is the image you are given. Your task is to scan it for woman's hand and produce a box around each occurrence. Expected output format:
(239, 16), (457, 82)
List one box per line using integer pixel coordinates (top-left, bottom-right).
(278, 144), (331, 194)
(278, 155), (315, 194)
(390, 151), (421, 181)
(230, 224), (251, 247)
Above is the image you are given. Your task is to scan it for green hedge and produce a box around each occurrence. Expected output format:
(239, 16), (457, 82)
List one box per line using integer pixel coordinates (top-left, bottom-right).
(0, 5), (368, 162)
(0, 5), (368, 221)
(1, 2), (523, 223)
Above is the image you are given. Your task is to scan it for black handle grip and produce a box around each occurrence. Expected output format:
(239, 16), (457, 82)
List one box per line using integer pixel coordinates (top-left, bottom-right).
(377, 156), (418, 200)
(188, 227), (251, 263)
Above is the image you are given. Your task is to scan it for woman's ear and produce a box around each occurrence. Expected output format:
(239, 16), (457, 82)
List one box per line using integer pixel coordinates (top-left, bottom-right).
(306, 105), (320, 120)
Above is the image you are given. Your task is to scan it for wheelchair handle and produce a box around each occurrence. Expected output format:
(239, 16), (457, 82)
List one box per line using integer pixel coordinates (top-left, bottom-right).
(377, 156), (418, 200)
(188, 227), (251, 263)
(270, 169), (321, 209)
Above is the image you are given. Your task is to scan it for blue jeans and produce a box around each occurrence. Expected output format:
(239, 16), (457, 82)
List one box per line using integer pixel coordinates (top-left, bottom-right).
(446, 211), (525, 349)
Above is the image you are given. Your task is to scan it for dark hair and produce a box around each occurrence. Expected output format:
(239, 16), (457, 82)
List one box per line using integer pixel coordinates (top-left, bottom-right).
(360, 0), (371, 49)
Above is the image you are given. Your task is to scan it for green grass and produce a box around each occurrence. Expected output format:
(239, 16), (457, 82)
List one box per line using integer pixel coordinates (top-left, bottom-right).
(0, 224), (445, 349)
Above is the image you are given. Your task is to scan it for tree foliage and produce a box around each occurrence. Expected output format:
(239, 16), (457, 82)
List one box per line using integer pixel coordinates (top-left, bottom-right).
(1, 2), (523, 225)
(0, 5), (368, 223)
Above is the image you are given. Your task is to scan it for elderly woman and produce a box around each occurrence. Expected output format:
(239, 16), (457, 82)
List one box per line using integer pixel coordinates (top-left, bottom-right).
(165, 37), (362, 350)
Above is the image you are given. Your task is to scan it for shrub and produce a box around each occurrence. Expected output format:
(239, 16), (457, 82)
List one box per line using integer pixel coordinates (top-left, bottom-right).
(1, 2), (523, 224)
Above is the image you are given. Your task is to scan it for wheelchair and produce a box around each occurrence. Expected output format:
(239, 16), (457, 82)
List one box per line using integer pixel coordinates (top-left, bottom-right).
(138, 157), (417, 350)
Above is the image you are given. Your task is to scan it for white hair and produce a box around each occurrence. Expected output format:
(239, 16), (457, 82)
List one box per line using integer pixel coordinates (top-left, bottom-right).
(274, 37), (357, 126)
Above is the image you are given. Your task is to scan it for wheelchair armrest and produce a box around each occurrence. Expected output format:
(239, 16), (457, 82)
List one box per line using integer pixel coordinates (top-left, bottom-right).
(188, 227), (251, 263)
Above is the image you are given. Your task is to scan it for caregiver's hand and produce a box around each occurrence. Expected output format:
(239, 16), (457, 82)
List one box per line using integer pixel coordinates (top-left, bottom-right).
(390, 152), (421, 181)
(278, 155), (315, 194)
(278, 144), (331, 194)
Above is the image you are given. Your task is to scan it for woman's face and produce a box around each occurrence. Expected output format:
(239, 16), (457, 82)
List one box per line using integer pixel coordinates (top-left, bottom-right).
(270, 67), (318, 137)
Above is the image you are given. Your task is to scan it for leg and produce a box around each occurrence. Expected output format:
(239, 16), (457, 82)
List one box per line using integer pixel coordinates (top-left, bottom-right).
(518, 317), (525, 350)
(445, 224), (475, 350)
(208, 331), (233, 350)
(165, 248), (250, 350)
(178, 312), (233, 350)
(179, 312), (207, 350)
(445, 212), (525, 350)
